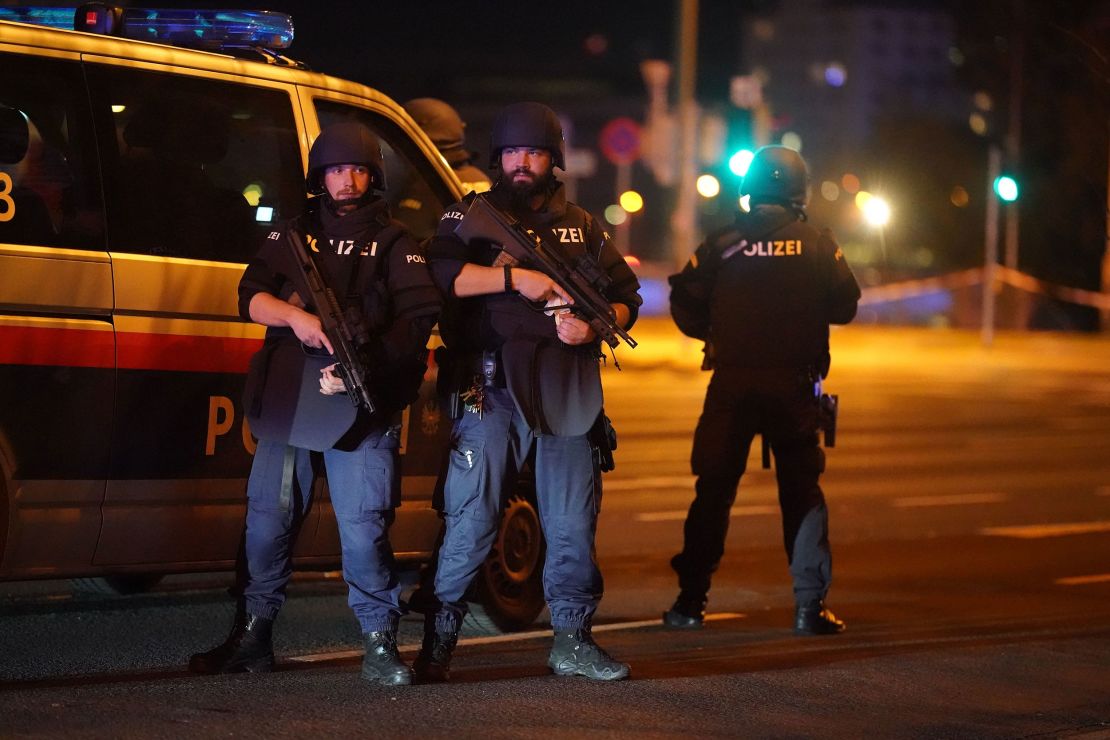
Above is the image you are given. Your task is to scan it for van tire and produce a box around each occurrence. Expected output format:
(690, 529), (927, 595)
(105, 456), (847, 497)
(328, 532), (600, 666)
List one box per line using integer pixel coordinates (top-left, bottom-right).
(465, 477), (545, 635)
(71, 574), (164, 596)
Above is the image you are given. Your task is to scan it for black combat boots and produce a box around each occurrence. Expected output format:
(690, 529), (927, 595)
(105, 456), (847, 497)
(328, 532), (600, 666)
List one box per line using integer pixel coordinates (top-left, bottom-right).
(548, 628), (630, 681)
(361, 631), (413, 686)
(662, 590), (707, 629)
(413, 625), (458, 684)
(794, 600), (846, 635)
(189, 612), (275, 674)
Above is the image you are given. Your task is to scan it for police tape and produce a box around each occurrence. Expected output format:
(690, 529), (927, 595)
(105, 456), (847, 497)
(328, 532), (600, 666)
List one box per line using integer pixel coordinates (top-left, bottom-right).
(859, 266), (1110, 310)
(995, 266), (1110, 311)
(859, 268), (982, 305)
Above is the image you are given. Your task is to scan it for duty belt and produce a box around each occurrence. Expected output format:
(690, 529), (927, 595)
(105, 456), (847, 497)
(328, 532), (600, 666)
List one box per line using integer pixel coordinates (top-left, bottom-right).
(465, 350), (504, 387)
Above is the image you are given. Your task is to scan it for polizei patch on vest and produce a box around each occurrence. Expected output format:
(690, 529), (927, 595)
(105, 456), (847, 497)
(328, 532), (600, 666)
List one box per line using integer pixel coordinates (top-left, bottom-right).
(722, 239), (804, 259)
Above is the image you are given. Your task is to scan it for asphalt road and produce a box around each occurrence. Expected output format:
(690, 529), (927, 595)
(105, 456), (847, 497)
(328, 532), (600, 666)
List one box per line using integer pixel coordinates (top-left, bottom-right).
(3, 321), (1110, 738)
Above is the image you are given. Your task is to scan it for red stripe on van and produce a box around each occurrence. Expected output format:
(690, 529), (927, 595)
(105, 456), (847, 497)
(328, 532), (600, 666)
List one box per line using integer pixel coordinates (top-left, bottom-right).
(117, 332), (262, 373)
(0, 325), (114, 368)
(0, 325), (262, 372)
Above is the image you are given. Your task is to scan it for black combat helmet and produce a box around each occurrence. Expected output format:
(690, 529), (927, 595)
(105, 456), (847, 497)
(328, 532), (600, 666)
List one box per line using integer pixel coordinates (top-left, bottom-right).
(306, 121), (387, 195)
(740, 145), (808, 208)
(488, 102), (565, 170)
(403, 98), (466, 153)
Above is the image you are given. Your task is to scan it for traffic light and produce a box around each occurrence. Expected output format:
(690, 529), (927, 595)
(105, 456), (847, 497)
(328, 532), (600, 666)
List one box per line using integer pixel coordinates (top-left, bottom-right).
(993, 175), (1019, 202)
(728, 148), (755, 177)
(725, 105), (754, 178)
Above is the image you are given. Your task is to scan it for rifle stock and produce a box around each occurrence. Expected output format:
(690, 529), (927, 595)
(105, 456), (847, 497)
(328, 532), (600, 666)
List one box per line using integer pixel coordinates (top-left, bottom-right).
(454, 194), (637, 349)
(285, 229), (376, 414)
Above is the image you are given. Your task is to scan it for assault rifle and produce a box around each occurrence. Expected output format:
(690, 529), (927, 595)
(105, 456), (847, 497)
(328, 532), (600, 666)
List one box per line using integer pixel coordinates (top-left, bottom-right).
(453, 194), (637, 349)
(285, 229), (376, 414)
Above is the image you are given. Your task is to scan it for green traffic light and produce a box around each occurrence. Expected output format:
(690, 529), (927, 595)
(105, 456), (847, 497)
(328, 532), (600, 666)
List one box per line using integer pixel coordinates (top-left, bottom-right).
(729, 149), (755, 177)
(993, 175), (1019, 202)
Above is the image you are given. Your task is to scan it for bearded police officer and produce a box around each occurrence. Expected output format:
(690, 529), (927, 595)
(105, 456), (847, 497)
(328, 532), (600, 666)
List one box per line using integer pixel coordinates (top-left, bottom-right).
(189, 122), (441, 685)
(664, 145), (860, 635)
(418, 102), (641, 682)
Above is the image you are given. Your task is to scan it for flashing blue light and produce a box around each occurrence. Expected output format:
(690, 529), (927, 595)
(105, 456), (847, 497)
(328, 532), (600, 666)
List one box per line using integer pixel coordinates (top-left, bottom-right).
(0, 6), (294, 50)
(0, 7), (75, 28)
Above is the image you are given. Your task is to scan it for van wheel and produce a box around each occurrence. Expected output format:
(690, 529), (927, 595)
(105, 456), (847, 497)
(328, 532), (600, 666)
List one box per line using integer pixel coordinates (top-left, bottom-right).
(71, 574), (164, 596)
(465, 482), (546, 635)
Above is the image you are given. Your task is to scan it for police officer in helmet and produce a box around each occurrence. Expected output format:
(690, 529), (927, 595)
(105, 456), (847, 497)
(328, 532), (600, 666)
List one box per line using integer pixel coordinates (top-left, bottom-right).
(403, 97), (491, 195)
(189, 121), (441, 685)
(395, 98), (492, 240)
(418, 102), (642, 682)
(664, 145), (860, 635)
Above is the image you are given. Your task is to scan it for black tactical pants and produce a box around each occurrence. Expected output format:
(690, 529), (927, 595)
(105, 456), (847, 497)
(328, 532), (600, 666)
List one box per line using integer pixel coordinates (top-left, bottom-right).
(672, 366), (831, 607)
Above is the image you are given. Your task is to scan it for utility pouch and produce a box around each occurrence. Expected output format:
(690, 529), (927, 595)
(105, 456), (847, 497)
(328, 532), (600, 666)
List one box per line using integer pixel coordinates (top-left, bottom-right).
(435, 346), (465, 420)
(819, 393), (838, 448)
(589, 411), (618, 473)
(480, 350), (498, 386)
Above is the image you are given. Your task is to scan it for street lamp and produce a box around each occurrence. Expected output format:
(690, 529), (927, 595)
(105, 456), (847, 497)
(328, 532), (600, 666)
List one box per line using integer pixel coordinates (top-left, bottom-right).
(862, 196), (891, 227)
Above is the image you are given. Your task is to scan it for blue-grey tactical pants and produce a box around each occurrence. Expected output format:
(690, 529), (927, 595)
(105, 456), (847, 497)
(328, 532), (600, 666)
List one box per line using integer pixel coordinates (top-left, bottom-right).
(432, 386), (603, 633)
(243, 430), (403, 633)
(672, 367), (832, 607)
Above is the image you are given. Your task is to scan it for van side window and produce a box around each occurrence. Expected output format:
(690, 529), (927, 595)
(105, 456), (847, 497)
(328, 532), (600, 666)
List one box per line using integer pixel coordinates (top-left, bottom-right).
(0, 52), (105, 251)
(315, 101), (456, 242)
(86, 66), (303, 263)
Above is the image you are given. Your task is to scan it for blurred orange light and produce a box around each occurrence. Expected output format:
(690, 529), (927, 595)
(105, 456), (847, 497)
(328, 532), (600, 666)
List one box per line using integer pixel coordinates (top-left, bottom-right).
(624, 255), (641, 268)
(969, 112), (988, 136)
(841, 173), (860, 194)
(950, 186), (970, 207)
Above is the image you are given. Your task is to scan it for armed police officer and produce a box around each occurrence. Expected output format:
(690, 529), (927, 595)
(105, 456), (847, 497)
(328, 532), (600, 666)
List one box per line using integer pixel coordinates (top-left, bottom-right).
(396, 98), (492, 238)
(664, 146), (860, 636)
(189, 122), (441, 686)
(404, 97), (492, 195)
(418, 102), (641, 682)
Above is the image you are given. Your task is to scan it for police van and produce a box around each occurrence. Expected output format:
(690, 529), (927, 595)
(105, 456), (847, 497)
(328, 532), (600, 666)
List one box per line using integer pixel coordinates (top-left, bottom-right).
(0, 5), (543, 631)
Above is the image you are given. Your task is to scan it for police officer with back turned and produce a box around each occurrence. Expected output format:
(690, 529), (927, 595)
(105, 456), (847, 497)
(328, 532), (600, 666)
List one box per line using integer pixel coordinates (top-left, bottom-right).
(664, 145), (860, 635)
(189, 122), (441, 685)
(419, 102), (642, 682)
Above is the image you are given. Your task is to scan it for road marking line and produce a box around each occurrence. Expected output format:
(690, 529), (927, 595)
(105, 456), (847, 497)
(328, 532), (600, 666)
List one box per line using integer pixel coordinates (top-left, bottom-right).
(636, 505), (779, 523)
(892, 493), (1007, 508)
(1056, 573), (1110, 586)
(980, 521), (1110, 539)
(605, 476), (695, 492)
(286, 613), (747, 664)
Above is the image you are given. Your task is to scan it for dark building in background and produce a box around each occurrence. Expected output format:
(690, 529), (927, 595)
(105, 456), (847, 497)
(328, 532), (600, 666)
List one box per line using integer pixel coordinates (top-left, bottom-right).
(741, 1), (984, 288)
(19, 0), (1103, 327)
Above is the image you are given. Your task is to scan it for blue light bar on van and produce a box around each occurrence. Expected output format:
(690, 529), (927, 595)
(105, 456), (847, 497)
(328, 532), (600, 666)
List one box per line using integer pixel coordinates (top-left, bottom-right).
(0, 5), (294, 51)
(0, 7), (75, 28)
